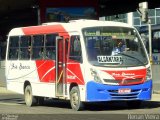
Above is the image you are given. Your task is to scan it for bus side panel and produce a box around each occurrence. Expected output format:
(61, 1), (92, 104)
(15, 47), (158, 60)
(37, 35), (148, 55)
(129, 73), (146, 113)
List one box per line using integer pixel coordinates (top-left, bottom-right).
(67, 63), (85, 85)
(31, 60), (56, 97)
(6, 60), (57, 98)
(35, 60), (56, 83)
(6, 80), (24, 94)
(66, 62), (86, 101)
(31, 82), (56, 98)
(6, 61), (39, 94)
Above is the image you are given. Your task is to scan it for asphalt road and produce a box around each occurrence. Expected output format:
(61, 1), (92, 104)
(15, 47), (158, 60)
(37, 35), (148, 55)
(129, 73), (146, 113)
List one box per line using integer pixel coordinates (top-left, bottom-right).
(0, 93), (160, 120)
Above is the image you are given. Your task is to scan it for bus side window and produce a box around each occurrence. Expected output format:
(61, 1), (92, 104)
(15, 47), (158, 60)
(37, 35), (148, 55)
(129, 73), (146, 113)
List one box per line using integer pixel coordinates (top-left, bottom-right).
(32, 35), (44, 60)
(19, 36), (31, 60)
(69, 35), (82, 62)
(45, 34), (56, 60)
(8, 36), (19, 60)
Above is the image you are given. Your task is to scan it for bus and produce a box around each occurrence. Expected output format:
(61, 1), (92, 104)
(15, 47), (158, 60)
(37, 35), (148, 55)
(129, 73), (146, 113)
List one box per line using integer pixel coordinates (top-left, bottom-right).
(5, 19), (152, 111)
(139, 24), (160, 64)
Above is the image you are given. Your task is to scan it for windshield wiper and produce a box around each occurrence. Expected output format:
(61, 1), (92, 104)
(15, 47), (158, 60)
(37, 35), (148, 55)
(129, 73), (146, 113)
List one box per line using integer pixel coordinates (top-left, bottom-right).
(118, 52), (145, 66)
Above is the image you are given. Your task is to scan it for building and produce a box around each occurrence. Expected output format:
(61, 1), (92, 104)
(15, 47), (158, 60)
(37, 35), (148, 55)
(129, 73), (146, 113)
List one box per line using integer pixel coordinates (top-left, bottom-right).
(106, 8), (160, 28)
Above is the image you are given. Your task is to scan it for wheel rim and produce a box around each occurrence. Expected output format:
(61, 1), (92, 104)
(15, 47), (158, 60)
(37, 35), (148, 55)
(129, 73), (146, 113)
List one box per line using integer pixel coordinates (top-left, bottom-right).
(25, 89), (32, 105)
(71, 92), (79, 108)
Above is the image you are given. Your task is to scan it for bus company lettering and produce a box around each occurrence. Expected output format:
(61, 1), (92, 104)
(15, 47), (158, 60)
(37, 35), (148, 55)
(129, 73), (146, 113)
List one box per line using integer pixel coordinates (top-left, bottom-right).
(97, 56), (122, 64)
(67, 75), (76, 79)
(112, 72), (135, 77)
(19, 63), (30, 70)
(11, 63), (30, 70)
(11, 63), (17, 70)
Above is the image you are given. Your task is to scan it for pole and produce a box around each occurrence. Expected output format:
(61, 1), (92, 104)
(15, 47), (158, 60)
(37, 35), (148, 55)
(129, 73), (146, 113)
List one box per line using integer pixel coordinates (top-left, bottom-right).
(148, 19), (152, 64)
(32, 5), (41, 25)
(37, 7), (41, 25)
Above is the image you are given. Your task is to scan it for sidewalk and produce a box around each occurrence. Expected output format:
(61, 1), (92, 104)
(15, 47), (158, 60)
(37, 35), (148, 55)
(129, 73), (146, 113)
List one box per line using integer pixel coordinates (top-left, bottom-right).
(0, 87), (17, 94)
(152, 94), (160, 101)
(153, 90), (160, 94)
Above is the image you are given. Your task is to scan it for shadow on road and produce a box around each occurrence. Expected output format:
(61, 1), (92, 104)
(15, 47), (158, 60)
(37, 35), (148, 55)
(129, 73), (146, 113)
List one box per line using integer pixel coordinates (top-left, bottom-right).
(0, 95), (159, 111)
(83, 101), (160, 111)
(30, 99), (160, 111)
(0, 94), (25, 104)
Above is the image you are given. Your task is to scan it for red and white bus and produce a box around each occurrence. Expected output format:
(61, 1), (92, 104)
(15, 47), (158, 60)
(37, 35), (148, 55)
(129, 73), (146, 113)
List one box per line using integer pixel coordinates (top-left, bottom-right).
(5, 19), (152, 111)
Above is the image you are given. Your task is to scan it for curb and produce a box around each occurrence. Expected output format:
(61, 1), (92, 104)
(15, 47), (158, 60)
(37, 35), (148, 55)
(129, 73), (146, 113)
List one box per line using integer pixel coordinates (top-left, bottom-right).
(153, 90), (160, 94)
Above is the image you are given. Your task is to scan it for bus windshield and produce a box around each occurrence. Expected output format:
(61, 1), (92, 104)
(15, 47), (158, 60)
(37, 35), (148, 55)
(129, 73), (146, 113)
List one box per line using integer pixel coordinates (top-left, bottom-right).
(83, 26), (148, 67)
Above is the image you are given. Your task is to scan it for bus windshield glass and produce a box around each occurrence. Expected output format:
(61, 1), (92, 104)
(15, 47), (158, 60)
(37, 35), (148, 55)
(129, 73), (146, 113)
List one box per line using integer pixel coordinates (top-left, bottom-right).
(82, 26), (148, 67)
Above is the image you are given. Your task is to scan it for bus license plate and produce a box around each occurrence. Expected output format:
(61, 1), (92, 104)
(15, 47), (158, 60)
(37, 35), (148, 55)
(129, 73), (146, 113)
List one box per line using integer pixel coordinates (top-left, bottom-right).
(118, 88), (131, 94)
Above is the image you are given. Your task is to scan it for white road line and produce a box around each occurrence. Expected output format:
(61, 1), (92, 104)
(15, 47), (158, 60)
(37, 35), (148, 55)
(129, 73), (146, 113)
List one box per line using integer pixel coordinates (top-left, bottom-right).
(0, 102), (23, 106)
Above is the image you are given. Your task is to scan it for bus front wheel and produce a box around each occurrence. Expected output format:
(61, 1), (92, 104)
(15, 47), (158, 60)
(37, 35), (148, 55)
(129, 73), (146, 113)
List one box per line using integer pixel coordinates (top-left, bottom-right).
(70, 86), (84, 111)
(24, 85), (37, 107)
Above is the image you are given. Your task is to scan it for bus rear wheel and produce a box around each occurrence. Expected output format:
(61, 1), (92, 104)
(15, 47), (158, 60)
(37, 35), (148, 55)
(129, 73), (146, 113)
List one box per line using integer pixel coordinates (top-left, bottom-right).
(70, 86), (84, 111)
(24, 85), (37, 107)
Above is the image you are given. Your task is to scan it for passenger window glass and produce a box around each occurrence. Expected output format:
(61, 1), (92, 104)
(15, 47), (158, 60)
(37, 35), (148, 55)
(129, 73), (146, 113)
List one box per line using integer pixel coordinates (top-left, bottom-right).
(69, 35), (82, 62)
(32, 35), (44, 59)
(9, 36), (19, 47)
(19, 36), (31, 60)
(8, 36), (19, 60)
(45, 34), (56, 60)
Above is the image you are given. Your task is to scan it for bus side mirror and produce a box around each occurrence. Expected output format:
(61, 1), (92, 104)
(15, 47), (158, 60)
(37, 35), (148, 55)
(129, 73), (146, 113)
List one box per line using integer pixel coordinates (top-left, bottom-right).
(137, 2), (148, 23)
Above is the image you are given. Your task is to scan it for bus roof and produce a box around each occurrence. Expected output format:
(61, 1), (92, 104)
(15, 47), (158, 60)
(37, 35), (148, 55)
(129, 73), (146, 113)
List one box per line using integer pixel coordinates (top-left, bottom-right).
(43, 19), (133, 28)
(8, 19), (134, 36)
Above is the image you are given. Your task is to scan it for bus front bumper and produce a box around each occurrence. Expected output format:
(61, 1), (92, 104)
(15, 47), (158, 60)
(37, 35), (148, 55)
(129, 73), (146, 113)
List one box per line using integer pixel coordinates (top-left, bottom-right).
(86, 80), (152, 102)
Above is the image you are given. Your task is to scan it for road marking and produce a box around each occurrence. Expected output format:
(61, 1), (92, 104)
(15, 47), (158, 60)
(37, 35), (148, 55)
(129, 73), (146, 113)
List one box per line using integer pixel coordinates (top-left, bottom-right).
(0, 102), (24, 106)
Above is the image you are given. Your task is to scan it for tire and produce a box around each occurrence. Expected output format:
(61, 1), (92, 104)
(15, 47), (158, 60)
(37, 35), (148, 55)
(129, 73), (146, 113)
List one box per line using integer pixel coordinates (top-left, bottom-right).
(24, 85), (37, 107)
(127, 100), (142, 108)
(70, 86), (84, 111)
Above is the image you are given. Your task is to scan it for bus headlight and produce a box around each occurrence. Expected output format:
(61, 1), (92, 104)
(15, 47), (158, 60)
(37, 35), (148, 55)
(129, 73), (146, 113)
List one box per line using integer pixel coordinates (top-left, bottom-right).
(90, 68), (102, 83)
(146, 67), (152, 81)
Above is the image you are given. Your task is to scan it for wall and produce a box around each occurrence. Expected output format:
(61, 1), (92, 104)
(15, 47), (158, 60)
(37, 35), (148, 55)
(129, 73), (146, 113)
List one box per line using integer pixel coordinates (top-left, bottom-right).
(0, 61), (5, 87)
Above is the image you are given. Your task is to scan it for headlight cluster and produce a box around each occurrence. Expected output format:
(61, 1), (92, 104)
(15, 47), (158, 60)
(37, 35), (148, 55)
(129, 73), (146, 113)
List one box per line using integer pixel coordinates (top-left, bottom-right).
(90, 68), (102, 83)
(146, 67), (152, 81)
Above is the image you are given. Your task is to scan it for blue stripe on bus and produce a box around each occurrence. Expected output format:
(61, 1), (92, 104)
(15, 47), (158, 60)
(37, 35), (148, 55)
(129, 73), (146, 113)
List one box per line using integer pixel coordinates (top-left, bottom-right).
(86, 80), (152, 101)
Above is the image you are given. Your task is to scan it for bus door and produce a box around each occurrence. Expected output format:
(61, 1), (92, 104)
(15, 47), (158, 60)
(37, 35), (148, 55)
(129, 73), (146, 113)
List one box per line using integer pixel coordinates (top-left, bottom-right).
(55, 36), (67, 96)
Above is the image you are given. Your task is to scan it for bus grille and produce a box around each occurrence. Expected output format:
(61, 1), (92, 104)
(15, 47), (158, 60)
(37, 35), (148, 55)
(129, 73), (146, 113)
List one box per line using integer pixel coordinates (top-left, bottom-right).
(103, 78), (143, 85)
